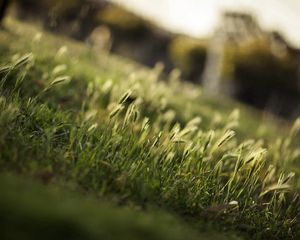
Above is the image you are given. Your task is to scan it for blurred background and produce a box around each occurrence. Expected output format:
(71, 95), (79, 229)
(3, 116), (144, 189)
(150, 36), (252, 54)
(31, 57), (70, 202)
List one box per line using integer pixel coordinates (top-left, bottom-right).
(4, 0), (300, 119)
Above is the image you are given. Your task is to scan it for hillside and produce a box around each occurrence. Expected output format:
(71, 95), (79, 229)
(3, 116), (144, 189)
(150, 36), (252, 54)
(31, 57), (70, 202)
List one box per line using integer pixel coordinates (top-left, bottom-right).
(0, 17), (300, 239)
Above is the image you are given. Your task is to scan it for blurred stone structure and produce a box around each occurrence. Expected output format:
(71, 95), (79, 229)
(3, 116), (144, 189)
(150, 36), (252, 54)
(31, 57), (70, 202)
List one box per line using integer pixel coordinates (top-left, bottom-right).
(202, 11), (300, 118)
(202, 11), (264, 93)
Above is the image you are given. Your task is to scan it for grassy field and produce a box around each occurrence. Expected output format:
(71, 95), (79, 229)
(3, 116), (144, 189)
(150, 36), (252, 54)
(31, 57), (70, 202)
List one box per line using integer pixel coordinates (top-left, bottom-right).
(0, 17), (300, 239)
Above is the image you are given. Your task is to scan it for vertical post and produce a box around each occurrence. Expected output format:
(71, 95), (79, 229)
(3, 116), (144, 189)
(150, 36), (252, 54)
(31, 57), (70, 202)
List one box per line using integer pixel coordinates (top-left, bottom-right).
(201, 26), (226, 93)
(0, 0), (9, 23)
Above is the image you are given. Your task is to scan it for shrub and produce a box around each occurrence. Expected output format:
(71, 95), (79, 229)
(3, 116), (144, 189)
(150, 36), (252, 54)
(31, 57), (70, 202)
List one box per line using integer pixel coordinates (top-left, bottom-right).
(169, 36), (207, 83)
(97, 5), (144, 32)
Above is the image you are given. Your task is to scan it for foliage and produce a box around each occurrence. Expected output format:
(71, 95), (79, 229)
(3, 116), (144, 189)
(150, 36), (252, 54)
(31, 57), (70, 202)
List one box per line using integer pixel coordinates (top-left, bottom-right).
(169, 36), (207, 82)
(97, 4), (144, 32)
(223, 40), (299, 112)
(15, 0), (82, 17)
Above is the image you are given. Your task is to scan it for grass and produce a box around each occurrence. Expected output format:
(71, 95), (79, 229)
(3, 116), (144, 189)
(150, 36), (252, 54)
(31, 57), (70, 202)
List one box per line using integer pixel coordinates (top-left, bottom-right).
(2, 173), (243, 240)
(0, 17), (300, 240)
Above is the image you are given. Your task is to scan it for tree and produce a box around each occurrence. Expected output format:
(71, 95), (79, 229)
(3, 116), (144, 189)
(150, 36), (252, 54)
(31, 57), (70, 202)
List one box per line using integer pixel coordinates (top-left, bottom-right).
(0, 0), (9, 23)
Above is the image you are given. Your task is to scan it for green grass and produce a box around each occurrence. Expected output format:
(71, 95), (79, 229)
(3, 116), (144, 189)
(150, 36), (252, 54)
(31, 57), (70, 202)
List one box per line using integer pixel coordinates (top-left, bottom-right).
(2, 174), (244, 240)
(0, 17), (300, 240)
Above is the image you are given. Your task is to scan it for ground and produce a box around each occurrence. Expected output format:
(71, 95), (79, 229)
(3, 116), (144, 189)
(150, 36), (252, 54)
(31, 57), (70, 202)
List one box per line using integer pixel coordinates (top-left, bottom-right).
(0, 17), (299, 240)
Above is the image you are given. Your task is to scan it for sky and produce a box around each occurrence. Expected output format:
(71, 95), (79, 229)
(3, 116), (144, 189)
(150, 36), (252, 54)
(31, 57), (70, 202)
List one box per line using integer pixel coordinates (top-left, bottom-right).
(110, 0), (300, 47)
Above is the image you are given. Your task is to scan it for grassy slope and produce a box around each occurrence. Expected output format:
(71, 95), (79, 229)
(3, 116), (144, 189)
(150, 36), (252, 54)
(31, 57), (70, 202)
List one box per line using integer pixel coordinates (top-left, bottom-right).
(1, 174), (242, 240)
(0, 17), (299, 239)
